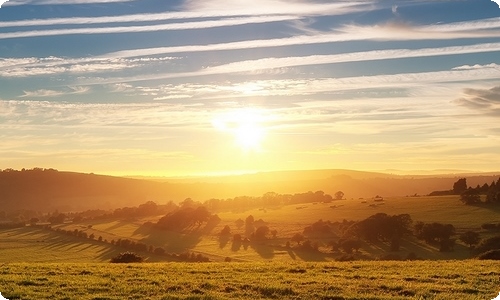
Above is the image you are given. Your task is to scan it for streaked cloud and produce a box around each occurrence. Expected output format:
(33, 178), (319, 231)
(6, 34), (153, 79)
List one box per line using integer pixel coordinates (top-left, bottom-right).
(0, 15), (300, 40)
(4, 0), (135, 6)
(86, 44), (500, 84)
(20, 86), (90, 98)
(456, 85), (500, 116)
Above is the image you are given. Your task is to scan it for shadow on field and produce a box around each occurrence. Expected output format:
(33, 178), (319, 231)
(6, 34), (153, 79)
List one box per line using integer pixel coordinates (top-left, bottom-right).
(136, 224), (218, 253)
(292, 249), (327, 261)
(250, 242), (275, 259)
(104, 220), (131, 231)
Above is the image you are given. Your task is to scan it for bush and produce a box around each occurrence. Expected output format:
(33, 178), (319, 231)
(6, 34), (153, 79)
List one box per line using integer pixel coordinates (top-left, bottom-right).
(481, 223), (498, 231)
(110, 252), (144, 263)
(477, 250), (500, 260)
(153, 247), (166, 255)
(475, 235), (500, 255)
(378, 253), (402, 261)
(405, 252), (420, 261)
(336, 254), (355, 262)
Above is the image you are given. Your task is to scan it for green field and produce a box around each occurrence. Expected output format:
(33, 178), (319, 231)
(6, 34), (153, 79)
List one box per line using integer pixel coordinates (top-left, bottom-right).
(1, 195), (500, 299)
(2, 195), (500, 263)
(0, 261), (499, 300)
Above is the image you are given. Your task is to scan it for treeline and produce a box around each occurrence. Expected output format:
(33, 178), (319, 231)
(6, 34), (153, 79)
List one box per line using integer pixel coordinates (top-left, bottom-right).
(201, 190), (340, 213)
(283, 212), (500, 260)
(430, 177), (500, 204)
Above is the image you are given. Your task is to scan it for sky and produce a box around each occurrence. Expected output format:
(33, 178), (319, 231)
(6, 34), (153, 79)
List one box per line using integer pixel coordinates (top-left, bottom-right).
(0, 0), (500, 177)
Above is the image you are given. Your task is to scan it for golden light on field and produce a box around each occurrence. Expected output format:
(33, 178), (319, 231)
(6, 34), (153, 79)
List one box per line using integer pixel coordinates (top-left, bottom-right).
(212, 108), (266, 152)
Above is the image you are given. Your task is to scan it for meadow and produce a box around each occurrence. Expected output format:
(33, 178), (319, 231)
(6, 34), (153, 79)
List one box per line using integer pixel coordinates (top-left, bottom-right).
(45, 195), (500, 262)
(1, 194), (500, 299)
(2, 195), (500, 263)
(0, 261), (499, 300)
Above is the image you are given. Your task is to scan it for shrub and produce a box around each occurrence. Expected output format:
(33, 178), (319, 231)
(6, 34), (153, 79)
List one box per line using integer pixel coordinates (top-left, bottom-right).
(378, 253), (402, 261)
(406, 252), (420, 260)
(477, 250), (500, 260)
(475, 235), (500, 255)
(336, 254), (355, 262)
(110, 252), (144, 263)
(153, 247), (166, 255)
(481, 223), (498, 231)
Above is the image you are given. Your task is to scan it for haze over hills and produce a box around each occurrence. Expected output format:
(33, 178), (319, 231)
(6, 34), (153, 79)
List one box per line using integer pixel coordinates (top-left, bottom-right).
(0, 168), (498, 213)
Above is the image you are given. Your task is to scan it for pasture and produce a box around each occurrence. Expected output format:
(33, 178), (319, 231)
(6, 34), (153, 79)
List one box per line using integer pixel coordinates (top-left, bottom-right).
(0, 261), (499, 299)
(70, 195), (500, 261)
(1, 195), (500, 263)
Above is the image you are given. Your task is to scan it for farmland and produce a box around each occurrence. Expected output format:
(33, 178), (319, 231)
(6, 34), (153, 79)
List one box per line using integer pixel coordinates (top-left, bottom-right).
(1, 180), (500, 299)
(1, 195), (500, 264)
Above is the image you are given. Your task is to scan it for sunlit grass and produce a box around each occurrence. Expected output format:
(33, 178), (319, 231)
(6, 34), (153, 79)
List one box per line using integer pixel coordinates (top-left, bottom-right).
(0, 261), (499, 299)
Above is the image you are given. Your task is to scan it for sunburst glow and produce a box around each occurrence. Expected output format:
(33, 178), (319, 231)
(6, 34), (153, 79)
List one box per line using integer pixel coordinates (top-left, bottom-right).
(212, 108), (266, 152)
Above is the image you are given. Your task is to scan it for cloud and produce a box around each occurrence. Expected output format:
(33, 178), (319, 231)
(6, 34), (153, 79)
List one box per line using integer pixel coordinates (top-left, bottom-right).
(4, 0), (134, 6)
(0, 1), (370, 27)
(391, 5), (399, 16)
(20, 86), (90, 98)
(101, 19), (500, 60)
(0, 56), (173, 77)
(0, 15), (300, 40)
(86, 43), (500, 84)
(452, 63), (499, 70)
(455, 85), (500, 116)
(94, 64), (500, 105)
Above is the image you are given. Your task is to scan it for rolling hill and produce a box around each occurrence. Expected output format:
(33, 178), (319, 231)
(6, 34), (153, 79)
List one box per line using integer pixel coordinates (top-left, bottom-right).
(0, 168), (498, 213)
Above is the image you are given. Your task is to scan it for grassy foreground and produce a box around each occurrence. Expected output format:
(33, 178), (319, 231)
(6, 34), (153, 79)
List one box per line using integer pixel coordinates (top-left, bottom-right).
(0, 261), (499, 300)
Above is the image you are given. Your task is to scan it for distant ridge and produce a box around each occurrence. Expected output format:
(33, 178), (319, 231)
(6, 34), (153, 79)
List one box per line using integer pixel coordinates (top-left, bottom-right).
(0, 168), (498, 213)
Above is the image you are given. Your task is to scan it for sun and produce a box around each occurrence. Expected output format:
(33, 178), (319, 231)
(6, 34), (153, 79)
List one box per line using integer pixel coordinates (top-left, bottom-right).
(212, 108), (266, 152)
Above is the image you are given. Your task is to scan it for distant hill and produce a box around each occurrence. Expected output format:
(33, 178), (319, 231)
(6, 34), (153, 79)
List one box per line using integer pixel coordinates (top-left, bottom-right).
(0, 168), (498, 213)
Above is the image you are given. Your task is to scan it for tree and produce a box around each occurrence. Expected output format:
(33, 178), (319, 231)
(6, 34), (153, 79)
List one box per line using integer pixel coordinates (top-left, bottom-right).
(220, 225), (231, 236)
(459, 231), (480, 250)
(245, 215), (254, 226)
(110, 252), (144, 263)
(334, 191), (344, 200)
(414, 222), (455, 251)
(453, 178), (467, 194)
(346, 213), (412, 250)
(48, 213), (66, 224)
(460, 189), (481, 205)
(340, 239), (362, 254)
(235, 218), (244, 228)
(254, 226), (270, 240)
(291, 233), (304, 245)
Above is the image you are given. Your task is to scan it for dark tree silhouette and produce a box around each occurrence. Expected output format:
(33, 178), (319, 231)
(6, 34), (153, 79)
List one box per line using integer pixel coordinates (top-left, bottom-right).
(459, 231), (480, 250)
(453, 178), (467, 194)
(340, 239), (362, 254)
(334, 191), (344, 200)
(110, 252), (144, 263)
(220, 225), (231, 236)
(460, 189), (481, 205)
(414, 222), (455, 251)
(254, 226), (270, 240)
(291, 233), (304, 245)
(346, 213), (412, 251)
(48, 213), (66, 224)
